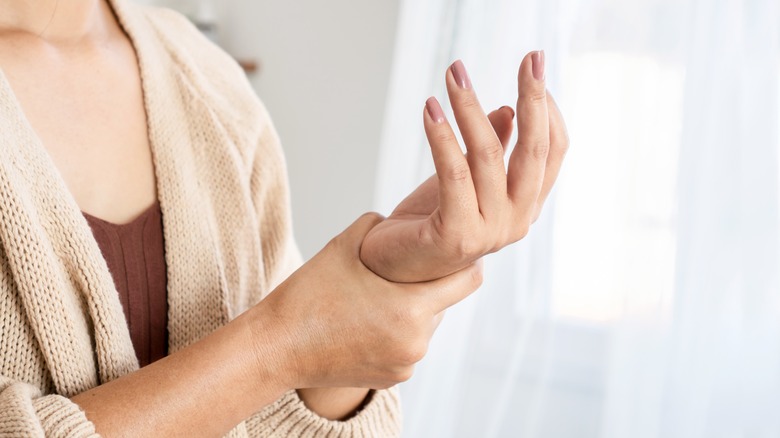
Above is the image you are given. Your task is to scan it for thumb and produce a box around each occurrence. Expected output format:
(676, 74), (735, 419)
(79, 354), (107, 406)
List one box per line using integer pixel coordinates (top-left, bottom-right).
(425, 259), (484, 313)
(337, 212), (386, 253)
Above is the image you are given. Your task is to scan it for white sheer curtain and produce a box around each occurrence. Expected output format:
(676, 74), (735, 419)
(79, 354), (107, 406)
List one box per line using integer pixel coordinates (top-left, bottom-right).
(375, 0), (780, 436)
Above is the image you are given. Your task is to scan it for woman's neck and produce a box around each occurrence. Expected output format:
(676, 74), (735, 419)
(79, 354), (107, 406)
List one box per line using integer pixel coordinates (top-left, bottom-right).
(0, 0), (111, 42)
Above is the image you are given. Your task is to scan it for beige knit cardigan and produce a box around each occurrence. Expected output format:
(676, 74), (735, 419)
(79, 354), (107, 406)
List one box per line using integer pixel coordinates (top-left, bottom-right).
(0, 1), (401, 436)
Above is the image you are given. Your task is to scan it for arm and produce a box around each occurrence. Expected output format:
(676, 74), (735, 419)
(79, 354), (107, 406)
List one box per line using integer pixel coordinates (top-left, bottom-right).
(67, 214), (482, 437)
(0, 303), (286, 438)
(71, 306), (287, 437)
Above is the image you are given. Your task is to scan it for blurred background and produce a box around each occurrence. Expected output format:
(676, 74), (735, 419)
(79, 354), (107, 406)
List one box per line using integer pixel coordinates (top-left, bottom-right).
(137, 0), (398, 258)
(142, 0), (779, 437)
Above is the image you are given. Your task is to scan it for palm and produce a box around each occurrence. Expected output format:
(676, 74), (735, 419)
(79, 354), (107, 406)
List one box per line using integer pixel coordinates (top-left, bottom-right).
(360, 108), (514, 281)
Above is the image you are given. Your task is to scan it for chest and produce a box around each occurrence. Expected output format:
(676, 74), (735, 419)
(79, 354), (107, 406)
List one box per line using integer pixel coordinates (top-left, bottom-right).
(0, 36), (156, 223)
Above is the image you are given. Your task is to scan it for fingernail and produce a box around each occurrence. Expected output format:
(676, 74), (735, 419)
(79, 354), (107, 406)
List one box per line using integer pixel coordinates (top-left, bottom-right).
(450, 60), (472, 89)
(426, 97), (446, 123)
(532, 50), (545, 81)
(501, 105), (515, 118)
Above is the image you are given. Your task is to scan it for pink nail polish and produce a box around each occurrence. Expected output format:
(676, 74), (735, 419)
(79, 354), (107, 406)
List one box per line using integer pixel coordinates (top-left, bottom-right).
(532, 50), (545, 81)
(501, 105), (515, 118)
(426, 97), (446, 123)
(450, 60), (472, 89)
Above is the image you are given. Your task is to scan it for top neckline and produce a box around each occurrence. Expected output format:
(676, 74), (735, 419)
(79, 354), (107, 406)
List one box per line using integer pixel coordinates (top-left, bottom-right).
(82, 200), (160, 228)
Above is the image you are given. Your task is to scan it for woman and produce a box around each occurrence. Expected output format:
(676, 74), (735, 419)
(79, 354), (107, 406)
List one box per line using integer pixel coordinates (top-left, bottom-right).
(0, 0), (568, 436)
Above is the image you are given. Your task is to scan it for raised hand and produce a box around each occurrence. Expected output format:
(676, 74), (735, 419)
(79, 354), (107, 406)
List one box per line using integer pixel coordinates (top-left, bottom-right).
(360, 51), (569, 283)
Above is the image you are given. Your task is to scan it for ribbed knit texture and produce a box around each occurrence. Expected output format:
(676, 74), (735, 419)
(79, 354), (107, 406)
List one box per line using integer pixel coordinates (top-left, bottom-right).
(0, 1), (401, 436)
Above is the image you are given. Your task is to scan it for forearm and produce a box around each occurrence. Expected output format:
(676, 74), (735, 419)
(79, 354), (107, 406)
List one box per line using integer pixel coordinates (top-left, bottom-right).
(296, 387), (372, 420)
(72, 306), (288, 437)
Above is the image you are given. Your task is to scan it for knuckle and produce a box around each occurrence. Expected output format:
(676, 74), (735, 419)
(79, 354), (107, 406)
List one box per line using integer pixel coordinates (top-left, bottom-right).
(531, 139), (550, 160)
(524, 89), (548, 105)
(398, 342), (427, 366)
(475, 140), (505, 163)
(433, 130), (455, 145)
(515, 222), (530, 240)
(445, 162), (472, 183)
(392, 366), (415, 383)
(518, 137), (550, 161)
(447, 234), (482, 261)
(460, 95), (482, 111)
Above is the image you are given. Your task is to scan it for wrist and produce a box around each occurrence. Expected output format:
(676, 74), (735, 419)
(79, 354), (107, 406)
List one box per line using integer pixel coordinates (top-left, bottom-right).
(240, 295), (299, 394)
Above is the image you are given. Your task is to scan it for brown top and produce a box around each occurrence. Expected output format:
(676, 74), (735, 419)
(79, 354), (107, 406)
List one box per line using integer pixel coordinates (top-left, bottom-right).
(83, 201), (168, 367)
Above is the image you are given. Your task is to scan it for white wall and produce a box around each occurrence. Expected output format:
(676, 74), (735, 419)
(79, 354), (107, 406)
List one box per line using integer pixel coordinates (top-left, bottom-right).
(147, 0), (400, 258)
(214, 1), (401, 258)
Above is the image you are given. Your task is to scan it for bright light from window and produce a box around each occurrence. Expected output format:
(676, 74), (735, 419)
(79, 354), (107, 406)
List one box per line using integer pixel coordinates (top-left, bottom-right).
(551, 52), (684, 323)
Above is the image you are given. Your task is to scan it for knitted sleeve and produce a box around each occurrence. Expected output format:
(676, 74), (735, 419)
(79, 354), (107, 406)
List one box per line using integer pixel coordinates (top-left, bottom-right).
(242, 115), (402, 437)
(244, 388), (402, 437)
(0, 377), (97, 438)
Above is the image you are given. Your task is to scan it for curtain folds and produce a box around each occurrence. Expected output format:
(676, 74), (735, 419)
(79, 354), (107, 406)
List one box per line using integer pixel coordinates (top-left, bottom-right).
(376, 0), (780, 436)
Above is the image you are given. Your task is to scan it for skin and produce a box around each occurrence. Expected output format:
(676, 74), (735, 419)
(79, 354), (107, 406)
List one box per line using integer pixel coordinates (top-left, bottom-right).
(0, 0), (157, 224)
(0, 0), (373, 422)
(0, 0), (568, 435)
(69, 213), (483, 436)
(360, 56), (570, 283)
